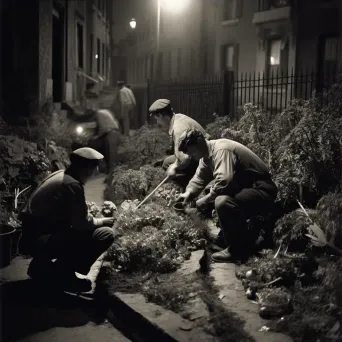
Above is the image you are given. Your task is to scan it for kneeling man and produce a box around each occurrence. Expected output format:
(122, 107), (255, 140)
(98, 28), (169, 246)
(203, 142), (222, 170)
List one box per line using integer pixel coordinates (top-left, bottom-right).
(175, 129), (277, 262)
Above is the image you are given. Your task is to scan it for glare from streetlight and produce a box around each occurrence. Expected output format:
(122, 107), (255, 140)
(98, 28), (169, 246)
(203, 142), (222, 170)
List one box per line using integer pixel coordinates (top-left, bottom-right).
(161, 0), (190, 12)
(129, 18), (137, 29)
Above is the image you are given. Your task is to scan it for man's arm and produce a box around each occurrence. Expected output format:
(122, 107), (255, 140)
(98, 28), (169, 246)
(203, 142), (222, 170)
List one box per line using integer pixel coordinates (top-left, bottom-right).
(206, 150), (239, 201)
(185, 158), (212, 198)
(128, 89), (136, 107)
(63, 182), (103, 233)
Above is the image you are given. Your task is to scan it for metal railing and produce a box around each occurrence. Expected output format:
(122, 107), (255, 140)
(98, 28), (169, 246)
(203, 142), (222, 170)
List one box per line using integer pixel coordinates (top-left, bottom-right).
(142, 67), (338, 127)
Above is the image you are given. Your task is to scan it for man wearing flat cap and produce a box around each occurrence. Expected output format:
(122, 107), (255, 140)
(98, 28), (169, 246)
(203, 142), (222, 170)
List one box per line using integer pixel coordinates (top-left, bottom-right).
(19, 148), (116, 292)
(115, 81), (136, 136)
(149, 99), (210, 188)
(175, 129), (278, 263)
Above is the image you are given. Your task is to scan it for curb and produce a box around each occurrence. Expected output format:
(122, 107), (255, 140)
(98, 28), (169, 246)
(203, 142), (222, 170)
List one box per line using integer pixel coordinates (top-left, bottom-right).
(95, 267), (179, 342)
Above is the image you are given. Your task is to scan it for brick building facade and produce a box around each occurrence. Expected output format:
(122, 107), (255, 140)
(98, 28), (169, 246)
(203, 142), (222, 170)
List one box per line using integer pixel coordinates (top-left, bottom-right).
(1, 0), (113, 121)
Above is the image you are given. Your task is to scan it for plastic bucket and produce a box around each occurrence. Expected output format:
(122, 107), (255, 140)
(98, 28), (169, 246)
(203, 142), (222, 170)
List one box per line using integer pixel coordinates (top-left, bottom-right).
(0, 224), (16, 268)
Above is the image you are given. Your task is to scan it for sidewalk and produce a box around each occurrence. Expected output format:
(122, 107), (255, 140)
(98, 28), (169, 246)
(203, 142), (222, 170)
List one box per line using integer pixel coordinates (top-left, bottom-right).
(0, 174), (131, 342)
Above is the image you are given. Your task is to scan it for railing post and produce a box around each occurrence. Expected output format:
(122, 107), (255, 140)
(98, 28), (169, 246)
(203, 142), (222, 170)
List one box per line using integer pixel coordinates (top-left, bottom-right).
(223, 70), (234, 118)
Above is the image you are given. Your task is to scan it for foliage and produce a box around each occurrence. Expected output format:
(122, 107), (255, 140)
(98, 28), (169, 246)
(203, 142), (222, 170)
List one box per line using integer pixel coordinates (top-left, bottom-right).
(0, 135), (51, 192)
(104, 165), (165, 205)
(205, 114), (231, 139)
(117, 124), (170, 169)
(105, 202), (208, 273)
(273, 210), (314, 252)
(314, 193), (342, 250)
(28, 98), (73, 149)
(273, 193), (342, 253)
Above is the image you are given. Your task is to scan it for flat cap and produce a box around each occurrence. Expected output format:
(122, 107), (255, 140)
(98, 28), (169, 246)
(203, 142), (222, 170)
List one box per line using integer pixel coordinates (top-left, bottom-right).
(71, 147), (104, 160)
(149, 99), (172, 115)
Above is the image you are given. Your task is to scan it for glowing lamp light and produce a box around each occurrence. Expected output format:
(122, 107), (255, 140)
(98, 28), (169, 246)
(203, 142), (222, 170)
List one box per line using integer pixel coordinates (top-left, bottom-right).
(95, 54), (99, 59)
(129, 18), (137, 29)
(76, 126), (84, 135)
(161, 0), (190, 12)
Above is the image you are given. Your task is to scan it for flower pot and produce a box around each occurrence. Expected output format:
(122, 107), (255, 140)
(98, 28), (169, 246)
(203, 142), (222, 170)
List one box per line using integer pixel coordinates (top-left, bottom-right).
(173, 202), (185, 214)
(0, 224), (16, 268)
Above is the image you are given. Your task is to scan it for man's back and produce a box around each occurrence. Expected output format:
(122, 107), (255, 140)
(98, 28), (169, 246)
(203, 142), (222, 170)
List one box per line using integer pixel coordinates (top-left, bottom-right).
(119, 86), (136, 107)
(20, 170), (80, 227)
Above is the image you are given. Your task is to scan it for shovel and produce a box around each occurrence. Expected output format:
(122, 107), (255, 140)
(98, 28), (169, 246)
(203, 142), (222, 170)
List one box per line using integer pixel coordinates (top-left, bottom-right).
(135, 176), (169, 210)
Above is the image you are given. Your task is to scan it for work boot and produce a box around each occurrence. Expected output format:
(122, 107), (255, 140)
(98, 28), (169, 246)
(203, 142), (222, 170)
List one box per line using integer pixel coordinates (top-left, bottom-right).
(211, 247), (234, 263)
(27, 258), (56, 280)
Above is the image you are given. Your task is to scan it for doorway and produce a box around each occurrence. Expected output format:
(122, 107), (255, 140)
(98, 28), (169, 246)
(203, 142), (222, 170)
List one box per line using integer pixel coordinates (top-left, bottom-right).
(52, 6), (65, 102)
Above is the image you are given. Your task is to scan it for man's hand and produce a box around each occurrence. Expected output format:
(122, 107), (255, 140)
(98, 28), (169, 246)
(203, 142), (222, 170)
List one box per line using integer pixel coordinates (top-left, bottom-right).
(166, 164), (178, 179)
(175, 191), (192, 204)
(101, 217), (115, 227)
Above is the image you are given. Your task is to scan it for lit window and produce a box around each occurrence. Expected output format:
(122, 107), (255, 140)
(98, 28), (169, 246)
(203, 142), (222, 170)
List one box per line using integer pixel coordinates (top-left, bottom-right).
(225, 46), (234, 69)
(269, 39), (281, 65)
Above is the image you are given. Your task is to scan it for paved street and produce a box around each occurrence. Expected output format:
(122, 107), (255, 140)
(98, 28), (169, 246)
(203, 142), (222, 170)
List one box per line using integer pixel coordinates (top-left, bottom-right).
(0, 174), (131, 342)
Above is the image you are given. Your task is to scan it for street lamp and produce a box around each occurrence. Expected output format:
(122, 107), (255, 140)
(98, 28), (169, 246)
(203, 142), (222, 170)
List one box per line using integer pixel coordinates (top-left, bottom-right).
(129, 18), (136, 29)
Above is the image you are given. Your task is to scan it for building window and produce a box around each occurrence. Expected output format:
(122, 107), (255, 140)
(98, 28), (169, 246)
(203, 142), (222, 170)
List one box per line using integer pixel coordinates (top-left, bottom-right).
(168, 51), (172, 79)
(223, 0), (238, 21)
(222, 44), (237, 72)
(145, 56), (149, 79)
(89, 34), (93, 74)
(267, 38), (288, 80)
(158, 52), (163, 79)
(102, 43), (105, 74)
(76, 22), (84, 68)
(321, 36), (339, 88)
(97, 38), (101, 73)
(177, 48), (182, 77)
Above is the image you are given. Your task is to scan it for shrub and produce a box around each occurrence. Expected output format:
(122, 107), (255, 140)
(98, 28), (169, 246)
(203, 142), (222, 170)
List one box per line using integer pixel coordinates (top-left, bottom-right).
(205, 114), (231, 139)
(118, 124), (170, 169)
(104, 165), (165, 205)
(29, 98), (73, 149)
(105, 202), (208, 273)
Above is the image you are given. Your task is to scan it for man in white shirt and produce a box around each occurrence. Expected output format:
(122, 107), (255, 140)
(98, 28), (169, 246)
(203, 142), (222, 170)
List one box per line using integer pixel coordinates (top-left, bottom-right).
(116, 81), (136, 136)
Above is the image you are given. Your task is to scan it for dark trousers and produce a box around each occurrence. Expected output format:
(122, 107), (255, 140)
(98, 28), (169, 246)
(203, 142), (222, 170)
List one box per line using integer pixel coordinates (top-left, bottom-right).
(214, 179), (277, 256)
(88, 129), (121, 173)
(162, 155), (199, 189)
(22, 226), (114, 275)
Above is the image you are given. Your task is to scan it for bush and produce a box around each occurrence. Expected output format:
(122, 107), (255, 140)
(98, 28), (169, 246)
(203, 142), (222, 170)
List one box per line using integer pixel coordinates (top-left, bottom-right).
(205, 114), (231, 139)
(105, 202), (208, 273)
(118, 124), (170, 169)
(104, 165), (165, 205)
(29, 98), (73, 149)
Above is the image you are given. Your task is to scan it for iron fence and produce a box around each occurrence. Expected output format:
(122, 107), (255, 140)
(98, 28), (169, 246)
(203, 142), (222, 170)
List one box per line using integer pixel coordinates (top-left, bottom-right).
(148, 76), (223, 126)
(143, 68), (338, 127)
(226, 68), (338, 117)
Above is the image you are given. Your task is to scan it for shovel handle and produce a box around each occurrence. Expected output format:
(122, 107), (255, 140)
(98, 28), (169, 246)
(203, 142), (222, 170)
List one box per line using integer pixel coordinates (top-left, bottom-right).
(136, 176), (169, 210)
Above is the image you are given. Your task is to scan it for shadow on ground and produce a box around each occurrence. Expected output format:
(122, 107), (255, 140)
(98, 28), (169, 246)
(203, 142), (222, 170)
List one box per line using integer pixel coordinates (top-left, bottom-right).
(1, 279), (108, 342)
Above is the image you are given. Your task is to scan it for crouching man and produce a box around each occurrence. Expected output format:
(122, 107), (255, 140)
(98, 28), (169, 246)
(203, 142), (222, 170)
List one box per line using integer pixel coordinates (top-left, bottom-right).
(149, 99), (210, 188)
(175, 129), (277, 263)
(19, 148), (115, 292)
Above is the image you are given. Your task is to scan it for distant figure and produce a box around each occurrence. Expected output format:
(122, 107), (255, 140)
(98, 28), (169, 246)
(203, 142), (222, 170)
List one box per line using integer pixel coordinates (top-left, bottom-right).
(87, 108), (121, 174)
(116, 81), (136, 135)
(76, 96), (121, 174)
(19, 148), (115, 292)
